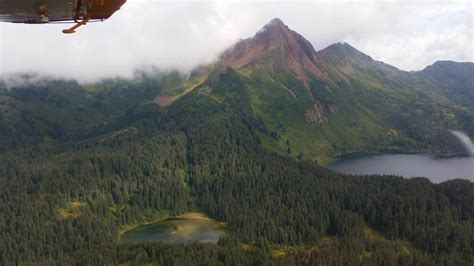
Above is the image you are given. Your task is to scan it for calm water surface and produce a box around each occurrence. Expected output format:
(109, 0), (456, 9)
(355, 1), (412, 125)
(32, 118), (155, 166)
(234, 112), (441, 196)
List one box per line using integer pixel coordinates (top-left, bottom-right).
(330, 153), (473, 183)
(121, 217), (225, 243)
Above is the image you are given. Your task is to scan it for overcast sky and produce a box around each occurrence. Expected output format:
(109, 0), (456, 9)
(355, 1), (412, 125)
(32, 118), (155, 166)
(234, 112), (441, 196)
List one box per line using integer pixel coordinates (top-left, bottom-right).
(0, 0), (472, 82)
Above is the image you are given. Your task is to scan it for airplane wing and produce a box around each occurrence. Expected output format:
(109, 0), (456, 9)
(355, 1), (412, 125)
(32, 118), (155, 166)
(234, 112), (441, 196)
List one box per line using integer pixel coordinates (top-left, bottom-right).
(0, 0), (73, 23)
(87, 0), (126, 20)
(0, 0), (126, 23)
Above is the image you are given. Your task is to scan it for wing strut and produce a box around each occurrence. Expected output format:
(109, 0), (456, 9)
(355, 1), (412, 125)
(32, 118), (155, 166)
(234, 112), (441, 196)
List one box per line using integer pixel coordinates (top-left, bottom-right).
(63, 0), (91, 34)
(62, 15), (90, 34)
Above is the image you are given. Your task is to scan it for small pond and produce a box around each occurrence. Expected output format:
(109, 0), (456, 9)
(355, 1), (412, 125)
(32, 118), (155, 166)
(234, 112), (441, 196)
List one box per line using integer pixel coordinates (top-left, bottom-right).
(121, 213), (225, 243)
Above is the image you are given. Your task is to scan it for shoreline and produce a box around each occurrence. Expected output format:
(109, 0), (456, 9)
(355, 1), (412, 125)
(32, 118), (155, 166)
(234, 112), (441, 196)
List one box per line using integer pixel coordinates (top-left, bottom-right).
(118, 212), (225, 237)
(325, 148), (466, 167)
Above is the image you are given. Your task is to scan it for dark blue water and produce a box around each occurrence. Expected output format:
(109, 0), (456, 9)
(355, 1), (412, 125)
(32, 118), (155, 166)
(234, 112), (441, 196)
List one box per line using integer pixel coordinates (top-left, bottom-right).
(330, 153), (473, 183)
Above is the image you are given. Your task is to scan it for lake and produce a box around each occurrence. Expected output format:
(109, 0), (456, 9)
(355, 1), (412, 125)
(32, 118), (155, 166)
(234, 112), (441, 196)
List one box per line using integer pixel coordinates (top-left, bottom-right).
(329, 153), (474, 183)
(120, 213), (225, 243)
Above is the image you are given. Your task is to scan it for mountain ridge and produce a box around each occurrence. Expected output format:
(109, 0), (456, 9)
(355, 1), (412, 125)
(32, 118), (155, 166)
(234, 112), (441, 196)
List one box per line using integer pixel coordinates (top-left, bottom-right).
(175, 18), (473, 162)
(1, 18), (473, 162)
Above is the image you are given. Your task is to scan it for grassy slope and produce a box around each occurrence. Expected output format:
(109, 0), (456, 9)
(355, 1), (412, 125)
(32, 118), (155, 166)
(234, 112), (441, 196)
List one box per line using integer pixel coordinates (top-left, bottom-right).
(1, 60), (469, 164)
(201, 61), (468, 164)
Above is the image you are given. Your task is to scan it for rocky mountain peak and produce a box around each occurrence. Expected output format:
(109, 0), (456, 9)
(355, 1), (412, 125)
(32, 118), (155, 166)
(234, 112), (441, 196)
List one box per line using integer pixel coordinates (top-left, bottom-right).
(219, 18), (325, 82)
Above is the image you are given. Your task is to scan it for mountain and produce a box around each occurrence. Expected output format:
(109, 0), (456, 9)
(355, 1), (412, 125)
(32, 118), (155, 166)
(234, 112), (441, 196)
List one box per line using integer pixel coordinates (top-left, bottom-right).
(219, 18), (326, 84)
(418, 61), (474, 106)
(2, 19), (472, 162)
(167, 19), (471, 162)
(1, 18), (474, 265)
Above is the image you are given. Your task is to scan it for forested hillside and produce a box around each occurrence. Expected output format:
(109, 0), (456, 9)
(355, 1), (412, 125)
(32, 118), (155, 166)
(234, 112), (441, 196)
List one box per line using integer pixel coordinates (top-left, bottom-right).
(0, 19), (473, 265)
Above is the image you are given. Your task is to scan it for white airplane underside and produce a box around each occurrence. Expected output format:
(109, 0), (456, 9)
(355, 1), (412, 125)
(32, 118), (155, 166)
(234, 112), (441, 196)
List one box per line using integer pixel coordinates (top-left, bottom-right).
(0, 0), (126, 33)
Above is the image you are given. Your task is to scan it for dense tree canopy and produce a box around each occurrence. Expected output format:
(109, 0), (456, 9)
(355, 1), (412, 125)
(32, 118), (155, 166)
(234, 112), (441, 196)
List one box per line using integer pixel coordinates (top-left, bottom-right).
(0, 75), (473, 265)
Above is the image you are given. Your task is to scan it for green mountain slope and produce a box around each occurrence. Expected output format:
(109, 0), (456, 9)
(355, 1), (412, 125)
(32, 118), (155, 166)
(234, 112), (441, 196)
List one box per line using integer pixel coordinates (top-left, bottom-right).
(171, 19), (471, 163)
(1, 19), (470, 163)
(418, 61), (474, 107)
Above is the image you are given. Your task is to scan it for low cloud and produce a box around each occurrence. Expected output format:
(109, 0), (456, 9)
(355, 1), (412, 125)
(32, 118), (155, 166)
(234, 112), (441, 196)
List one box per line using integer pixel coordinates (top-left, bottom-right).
(0, 0), (472, 82)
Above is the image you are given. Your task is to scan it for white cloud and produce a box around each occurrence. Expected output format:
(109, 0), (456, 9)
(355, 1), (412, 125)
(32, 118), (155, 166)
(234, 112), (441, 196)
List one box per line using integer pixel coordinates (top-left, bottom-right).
(0, 0), (472, 82)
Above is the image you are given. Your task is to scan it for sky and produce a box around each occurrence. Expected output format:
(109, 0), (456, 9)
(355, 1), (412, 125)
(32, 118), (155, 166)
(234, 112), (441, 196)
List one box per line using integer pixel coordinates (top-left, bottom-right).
(0, 0), (472, 82)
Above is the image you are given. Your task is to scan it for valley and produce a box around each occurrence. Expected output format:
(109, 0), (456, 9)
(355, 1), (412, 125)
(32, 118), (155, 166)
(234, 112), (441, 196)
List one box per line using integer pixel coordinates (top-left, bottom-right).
(0, 18), (473, 265)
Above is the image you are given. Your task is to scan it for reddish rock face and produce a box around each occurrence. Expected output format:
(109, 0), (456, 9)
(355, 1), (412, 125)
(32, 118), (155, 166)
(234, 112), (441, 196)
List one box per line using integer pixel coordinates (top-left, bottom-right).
(219, 18), (326, 83)
(217, 18), (387, 90)
(305, 101), (328, 124)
